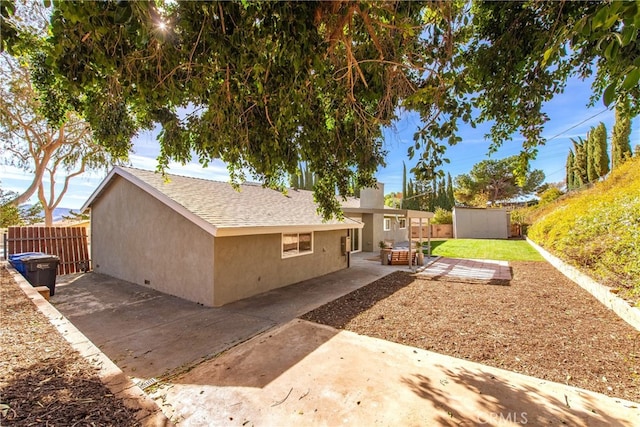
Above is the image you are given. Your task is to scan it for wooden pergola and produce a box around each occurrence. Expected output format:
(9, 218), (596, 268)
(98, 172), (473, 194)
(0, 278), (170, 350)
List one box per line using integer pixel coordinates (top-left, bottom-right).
(343, 206), (434, 269)
(406, 209), (434, 270)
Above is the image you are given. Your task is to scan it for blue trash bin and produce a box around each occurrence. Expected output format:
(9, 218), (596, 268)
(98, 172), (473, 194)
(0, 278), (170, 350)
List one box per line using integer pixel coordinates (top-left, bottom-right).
(9, 252), (60, 296)
(9, 252), (44, 275)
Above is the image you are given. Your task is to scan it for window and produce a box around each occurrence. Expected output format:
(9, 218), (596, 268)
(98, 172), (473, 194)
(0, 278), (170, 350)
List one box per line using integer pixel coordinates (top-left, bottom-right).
(282, 232), (313, 257)
(383, 218), (391, 231)
(398, 218), (406, 229)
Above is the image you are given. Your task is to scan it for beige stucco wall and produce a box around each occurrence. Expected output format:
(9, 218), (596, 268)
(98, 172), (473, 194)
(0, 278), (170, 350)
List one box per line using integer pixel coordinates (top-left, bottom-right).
(360, 213), (378, 252)
(213, 229), (348, 306)
(382, 215), (409, 244)
(91, 177), (216, 306)
(361, 213), (408, 251)
(453, 207), (509, 239)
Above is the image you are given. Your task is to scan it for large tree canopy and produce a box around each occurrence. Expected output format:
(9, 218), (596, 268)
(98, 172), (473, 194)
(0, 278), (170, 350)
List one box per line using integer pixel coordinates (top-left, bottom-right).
(2, 0), (638, 217)
(461, 1), (639, 168)
(454, 155), (545, 206)
(7, 0), (465, 216)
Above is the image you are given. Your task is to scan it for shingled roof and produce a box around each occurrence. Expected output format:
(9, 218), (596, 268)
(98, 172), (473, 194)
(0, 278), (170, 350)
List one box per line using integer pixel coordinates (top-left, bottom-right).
(83, 166), (362, 237)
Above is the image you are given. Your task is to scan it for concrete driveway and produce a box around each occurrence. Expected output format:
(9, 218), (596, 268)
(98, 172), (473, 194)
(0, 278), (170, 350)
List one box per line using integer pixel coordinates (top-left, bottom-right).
(51, 254), (639, 426)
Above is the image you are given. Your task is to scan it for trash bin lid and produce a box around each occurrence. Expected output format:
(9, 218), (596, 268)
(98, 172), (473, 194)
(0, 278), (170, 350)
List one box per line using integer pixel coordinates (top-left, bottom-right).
(10, 252), (59, 262)
(22, 254), (60, 262)
(9, 252), (46, 261)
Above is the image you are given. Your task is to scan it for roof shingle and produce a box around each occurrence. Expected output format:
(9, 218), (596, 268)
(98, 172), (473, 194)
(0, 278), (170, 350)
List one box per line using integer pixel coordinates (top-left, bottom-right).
(88, 167), (359, 234)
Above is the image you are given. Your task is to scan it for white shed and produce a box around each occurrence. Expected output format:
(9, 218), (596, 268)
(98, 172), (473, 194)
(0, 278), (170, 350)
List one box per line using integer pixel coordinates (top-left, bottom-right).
(453, 207), (510, 239)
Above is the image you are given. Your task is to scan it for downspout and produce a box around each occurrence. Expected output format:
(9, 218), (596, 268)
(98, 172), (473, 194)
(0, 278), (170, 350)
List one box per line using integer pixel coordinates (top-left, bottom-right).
(407, 212), (413, 271)
(347, 229), (351, 268)
(428, 217), (432, 258)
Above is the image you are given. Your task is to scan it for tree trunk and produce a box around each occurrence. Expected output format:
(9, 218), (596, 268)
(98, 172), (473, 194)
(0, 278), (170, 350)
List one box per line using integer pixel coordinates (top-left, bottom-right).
(43, 207), (53, 226)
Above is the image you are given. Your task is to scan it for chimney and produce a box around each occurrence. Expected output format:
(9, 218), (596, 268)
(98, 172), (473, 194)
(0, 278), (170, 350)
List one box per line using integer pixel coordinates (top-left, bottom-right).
(359, 182), (384, 209)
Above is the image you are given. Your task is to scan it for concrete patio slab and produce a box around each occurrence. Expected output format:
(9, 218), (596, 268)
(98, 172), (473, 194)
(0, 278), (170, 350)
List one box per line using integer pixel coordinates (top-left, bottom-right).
(51, 252), (404, 380)
(53, 273), (274, 379)
(417, 257), (512, 284)
(47, 252), (639, 426)
(154, 319), (639, 426)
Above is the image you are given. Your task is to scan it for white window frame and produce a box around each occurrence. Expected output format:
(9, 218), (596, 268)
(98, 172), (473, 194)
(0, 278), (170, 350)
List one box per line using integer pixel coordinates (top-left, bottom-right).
(282, 232), (314, 258)
(383, 218), (391, 231)
(398, 218), (407, 229)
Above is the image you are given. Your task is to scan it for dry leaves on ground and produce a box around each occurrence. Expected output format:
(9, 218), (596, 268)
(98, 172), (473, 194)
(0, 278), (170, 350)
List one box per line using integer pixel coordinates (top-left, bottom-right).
(302, 261), (640, 402)
(0, 267), (140, 426)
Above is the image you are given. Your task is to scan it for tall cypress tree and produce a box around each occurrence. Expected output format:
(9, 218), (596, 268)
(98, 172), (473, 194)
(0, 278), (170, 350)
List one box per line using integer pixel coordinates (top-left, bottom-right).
(430, 178), (437, 211)
(405, 178), (419, 209)
(611, 100), (632, 170)
(586, 128), (598, 183)
(446, 172), (455, 210)
(590, 122), (609, 180)
(566, 150), (575, 190)
(571, 137), (588, 187)
(437, 178), (446, 209)
(402, 162), (407, 208)
(290, 162), (317, 190)
(303, 164), (314, 190)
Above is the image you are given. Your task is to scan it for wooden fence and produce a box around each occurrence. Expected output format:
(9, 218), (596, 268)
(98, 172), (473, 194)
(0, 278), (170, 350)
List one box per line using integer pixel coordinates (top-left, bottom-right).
(411, 224), (453, 239)
(4, 226), (90, 275)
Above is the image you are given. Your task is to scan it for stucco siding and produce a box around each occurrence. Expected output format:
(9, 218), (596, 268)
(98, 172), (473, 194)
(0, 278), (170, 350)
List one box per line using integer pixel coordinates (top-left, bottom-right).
(213, 229), (347, 306)
(361, 214), (375, 252)
(370, 213), (384, 249)
(91, 176), (215, 305)
(383, 216), (409, 244)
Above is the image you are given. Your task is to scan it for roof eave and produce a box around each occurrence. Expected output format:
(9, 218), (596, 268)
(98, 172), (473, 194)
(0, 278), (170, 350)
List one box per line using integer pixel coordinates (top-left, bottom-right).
(83, 167), (363, 238)
(214, 221), (363, 237)
(343, 207), (434, 219)
(82, 166), (218, 236)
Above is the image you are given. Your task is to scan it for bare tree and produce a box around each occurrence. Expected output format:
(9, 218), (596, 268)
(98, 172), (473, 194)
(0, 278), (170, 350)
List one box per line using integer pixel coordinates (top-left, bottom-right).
(0, 54), (115, 225)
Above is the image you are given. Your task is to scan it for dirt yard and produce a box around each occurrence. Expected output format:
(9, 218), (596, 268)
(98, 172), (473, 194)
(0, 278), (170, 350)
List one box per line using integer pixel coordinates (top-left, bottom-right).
(2, 259), (638, 426)
(0, 267), (140, 426)
(302, 261), (640, 403)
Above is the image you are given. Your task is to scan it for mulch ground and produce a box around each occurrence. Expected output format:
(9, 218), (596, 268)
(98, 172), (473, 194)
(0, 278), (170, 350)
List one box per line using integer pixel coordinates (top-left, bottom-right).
(0, 267), (140, 426)
(2, 259), (639, 427)
(302, 261), (640, 403)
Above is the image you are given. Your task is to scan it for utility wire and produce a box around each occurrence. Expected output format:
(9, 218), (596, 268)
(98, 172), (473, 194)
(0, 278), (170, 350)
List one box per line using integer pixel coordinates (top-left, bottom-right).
(544, 107), (611, 143)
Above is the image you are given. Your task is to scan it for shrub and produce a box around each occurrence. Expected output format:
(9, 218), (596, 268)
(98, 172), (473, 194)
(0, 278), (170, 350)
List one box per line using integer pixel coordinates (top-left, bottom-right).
(528, 157), (640, 304)
(538, 187), (563, 206)
(432, 207), (453, 224)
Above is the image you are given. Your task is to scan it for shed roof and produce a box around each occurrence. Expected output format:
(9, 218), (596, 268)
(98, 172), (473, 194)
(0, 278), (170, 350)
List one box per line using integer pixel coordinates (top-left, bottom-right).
(83, 166), (362, 237)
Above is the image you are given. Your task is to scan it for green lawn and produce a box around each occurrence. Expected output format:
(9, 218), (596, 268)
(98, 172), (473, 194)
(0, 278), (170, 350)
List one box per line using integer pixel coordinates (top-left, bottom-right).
(427, 239), (544, 261)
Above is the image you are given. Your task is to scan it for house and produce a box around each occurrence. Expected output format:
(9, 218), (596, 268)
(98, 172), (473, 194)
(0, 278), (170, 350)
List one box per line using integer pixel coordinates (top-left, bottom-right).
(82, 166), (362, 307)
(341, 183), (434, 253)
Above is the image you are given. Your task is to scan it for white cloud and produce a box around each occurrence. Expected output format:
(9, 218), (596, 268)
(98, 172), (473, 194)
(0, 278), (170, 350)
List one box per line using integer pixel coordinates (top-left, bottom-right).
(0, 165), (36, 182)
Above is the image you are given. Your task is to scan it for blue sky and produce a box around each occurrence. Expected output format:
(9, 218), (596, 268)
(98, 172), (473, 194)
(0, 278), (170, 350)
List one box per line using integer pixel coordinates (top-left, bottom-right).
(1, 75), (638, 210)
